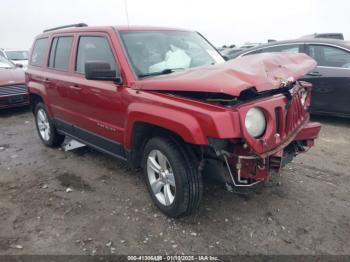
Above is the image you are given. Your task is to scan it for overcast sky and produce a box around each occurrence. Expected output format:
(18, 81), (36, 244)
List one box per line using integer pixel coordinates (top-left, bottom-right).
(0, 0), (349, 49)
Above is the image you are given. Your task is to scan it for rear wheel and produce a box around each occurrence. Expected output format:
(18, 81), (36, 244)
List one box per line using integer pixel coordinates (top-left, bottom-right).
(34, 102), (65, 147)
(143, 136), (202, 217)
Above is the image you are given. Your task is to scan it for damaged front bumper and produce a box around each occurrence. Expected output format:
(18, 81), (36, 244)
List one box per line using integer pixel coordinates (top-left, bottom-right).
(205, 82), (321, 187)
(217, 121), (321, 187)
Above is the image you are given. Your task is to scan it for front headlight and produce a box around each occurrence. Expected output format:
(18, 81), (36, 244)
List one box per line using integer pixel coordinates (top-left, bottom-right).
(245, 107), (266, 138)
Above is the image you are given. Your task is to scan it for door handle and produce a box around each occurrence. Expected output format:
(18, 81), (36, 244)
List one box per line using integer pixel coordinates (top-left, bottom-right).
(69, 84), (82, 91)
(307, 71), (322, 77)
(42, 78), (51, 83)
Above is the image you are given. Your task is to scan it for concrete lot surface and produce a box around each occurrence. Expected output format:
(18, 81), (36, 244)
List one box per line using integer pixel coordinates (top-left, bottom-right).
(0, 108), (349, 255)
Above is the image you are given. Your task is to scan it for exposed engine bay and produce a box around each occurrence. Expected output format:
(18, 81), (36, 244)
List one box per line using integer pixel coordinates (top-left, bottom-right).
(161, 78), (305, 107)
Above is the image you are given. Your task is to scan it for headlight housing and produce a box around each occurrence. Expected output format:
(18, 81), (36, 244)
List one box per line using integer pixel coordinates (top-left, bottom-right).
(245, 107), (266, 138)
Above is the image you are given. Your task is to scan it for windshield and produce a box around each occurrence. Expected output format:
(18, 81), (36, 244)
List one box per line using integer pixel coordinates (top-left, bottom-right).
(119, 31), (225, 77)
(0, 56), (15, 68)
(5, 50), (29, 61)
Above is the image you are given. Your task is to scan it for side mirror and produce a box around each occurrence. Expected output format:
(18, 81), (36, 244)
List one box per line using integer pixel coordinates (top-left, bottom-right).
(85, 62), (122, 83)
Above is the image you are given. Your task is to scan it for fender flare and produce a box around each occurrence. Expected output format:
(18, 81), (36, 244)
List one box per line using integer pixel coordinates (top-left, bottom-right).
(28, 85), (53, 116)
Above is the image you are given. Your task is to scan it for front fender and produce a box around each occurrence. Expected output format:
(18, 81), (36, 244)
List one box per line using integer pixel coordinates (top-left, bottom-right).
(124, 102), (207, 149)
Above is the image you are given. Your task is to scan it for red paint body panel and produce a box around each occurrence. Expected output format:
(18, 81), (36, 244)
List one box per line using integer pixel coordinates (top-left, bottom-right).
(294, 122), (321, 141)
(0, 68), (25, 86)
(124, 90), (242, 148)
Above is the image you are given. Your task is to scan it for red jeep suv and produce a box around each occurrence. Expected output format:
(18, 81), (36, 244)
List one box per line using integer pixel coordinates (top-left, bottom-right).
(27, 24), (321, 217)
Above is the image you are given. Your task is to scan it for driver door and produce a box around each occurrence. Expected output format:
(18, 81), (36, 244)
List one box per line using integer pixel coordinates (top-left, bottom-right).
(62, 34), (126, 155)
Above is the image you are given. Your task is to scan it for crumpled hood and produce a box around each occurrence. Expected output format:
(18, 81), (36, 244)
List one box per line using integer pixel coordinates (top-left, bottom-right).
(0, 68), (25, 86)
(132, 53), (316, 96)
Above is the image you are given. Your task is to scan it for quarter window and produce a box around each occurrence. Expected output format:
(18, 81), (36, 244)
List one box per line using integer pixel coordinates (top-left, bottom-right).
(31, 38), (48, 67)
(48, 36), (73, 70)
(76, 36), (116, 74)
(308, 45), (350, 68)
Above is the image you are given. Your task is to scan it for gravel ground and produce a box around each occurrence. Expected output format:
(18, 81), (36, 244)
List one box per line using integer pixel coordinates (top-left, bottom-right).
(0, 107), (349, 255)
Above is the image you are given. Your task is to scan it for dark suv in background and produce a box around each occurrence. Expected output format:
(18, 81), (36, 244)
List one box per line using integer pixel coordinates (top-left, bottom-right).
(231, 38), (350, 118)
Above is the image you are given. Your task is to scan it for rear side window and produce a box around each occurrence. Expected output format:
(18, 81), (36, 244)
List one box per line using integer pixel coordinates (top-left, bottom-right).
(76, 36), (116, 74)
(308, 45), (350, 68)
(48, 36), (73, 70)
(260, 44), (300, 53)
(31, 38), (48, 67)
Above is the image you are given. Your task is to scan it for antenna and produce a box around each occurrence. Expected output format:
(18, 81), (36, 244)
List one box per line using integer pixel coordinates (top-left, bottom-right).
(124, 0), (130, 28)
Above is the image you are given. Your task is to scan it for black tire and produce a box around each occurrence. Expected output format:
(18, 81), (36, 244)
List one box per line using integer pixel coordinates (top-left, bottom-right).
(34, 102), (65, 147)
(142, 136), (202, 217)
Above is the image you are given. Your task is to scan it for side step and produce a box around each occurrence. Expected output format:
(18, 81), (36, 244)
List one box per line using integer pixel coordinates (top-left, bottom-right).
(62, 138), (86, 151)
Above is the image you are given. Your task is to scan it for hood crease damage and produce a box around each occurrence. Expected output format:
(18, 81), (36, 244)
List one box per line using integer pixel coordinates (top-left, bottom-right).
(133, 53), (317, 98)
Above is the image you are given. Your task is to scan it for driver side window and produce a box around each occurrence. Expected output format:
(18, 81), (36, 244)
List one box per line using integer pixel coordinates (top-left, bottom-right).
(76, 36), (117, 74)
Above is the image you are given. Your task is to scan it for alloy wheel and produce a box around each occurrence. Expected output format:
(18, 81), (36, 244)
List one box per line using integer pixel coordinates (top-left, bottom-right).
(36, 108), (51, 142)
(147, 149), (176, 206)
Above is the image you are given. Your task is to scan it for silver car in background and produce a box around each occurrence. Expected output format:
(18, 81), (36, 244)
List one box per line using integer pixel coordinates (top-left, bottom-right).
(0, 48), (29, 68)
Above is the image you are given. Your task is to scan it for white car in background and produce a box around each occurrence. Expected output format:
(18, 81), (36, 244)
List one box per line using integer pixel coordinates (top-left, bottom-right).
(0, 49), (29, 68)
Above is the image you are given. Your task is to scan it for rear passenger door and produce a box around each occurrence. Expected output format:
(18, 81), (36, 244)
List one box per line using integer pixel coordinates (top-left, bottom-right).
(304, 44), (350, 116)
(64, 33), (125, 154)
(45, 35), (75, 121)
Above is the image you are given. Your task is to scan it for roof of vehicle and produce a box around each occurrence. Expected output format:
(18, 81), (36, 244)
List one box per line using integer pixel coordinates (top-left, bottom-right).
(231, 38), (350, 58)
(115, 26), (190, 31)
(37, 25), (191, 38)
(301, 33), (344, 38)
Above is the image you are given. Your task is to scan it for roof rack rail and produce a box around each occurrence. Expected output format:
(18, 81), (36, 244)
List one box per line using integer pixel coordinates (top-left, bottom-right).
(43, 23), (88, 33)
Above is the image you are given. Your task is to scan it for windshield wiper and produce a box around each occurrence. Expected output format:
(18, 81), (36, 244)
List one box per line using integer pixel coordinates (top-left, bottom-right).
(138, 68), (184, 78)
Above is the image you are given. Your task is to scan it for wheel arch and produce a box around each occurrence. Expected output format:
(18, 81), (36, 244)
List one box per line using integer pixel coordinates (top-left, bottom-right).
(29, 93), (44, 113)
(126, 121), (203, 169)
(29, 91), (54, 117)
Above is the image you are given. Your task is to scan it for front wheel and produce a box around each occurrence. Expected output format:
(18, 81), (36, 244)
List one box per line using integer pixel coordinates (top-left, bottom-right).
(34, 102), (65, 147)
(143, 137), (202, 217)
